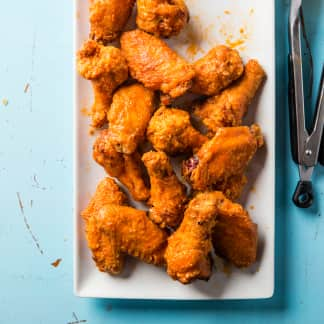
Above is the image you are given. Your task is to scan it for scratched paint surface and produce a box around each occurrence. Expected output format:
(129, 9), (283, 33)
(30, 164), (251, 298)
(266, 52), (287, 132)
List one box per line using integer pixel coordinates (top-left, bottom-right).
(0, 0), (324, 323)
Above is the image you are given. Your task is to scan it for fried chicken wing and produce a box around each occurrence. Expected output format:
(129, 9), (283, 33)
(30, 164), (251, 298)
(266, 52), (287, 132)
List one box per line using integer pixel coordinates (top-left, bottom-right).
(183, 125), (264, 191)
(120, 30), (195, 103)
(191, 45), (244, 96)
(108, 84), (155, 154)
(82, 177), (127, 221)
(212, 198), (258, 267)
(93, 130), (150, 201)
(96, 204), (168, 266)
(89, 0), (135, 43)
(136, 0), (189, 38)
(81, 178), (127, 274)
(194, 60), (265, 133)
(147, 106), (207, 155)
(142, 151), (187, 229)
(214, 174), (248, 201)
(165, 191), (226, 284)
(77, 40), (128, 127)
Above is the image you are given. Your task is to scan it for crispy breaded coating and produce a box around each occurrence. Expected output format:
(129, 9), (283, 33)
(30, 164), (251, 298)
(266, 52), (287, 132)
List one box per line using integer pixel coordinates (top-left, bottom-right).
(96, 204), (168, 266)
(89, 0), (135, 43)
(81, 178), (127, 274)
(191, 45), (244, 96)
(82, 177), (127, 221)
(93, 130), (150, 201)
(120, 30), (195, 102)
(142, 151), (187, 228)
(108, 84), (155, 154)
(182, 125), (264, 191)
(77, 40), (128, 127)
(165, 192), (225, 284)
(191, 175), (247, 202)
(194, 59), (265, 133)
(136, 0), (189, 38)
(212, 199), (258, 267)
(147, 106), (207, 155)
(214, 174), (248, 201)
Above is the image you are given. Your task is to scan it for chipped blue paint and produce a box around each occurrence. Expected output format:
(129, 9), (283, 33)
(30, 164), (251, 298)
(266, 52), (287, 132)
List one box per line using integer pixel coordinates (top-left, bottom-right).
(0, 0), (323, 323)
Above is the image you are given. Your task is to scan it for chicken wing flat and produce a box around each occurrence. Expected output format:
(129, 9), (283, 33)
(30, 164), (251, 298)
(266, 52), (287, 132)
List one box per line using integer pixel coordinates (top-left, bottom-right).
(77, 40), (128, 127)
(212, 198), (258, 267)
(136, 0), (189, 38)
(93, 129), (150, 201)
(120, 30), (195, 103)
(81, 178), (127, 274)
(194, 60), (265, 133)
(165, 191), (226, 284)
(95, 204), (168, 266)
(147, 106), (207, 155)
(89, 0), (135, 43)
(82, 177), (127, 221)
(183, 125), (264, 191)
(142, 151), (187, 229)
(108, 83), (155, 154)
(191, 45), (244, 96)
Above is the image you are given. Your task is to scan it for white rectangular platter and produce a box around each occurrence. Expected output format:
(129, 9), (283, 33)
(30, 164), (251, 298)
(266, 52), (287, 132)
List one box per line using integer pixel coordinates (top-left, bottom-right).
(74, 0), (275, 299)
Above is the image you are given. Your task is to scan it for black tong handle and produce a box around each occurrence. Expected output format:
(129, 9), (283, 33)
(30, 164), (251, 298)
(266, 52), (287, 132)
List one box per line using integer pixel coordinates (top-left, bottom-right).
(293, 181), (313, 208)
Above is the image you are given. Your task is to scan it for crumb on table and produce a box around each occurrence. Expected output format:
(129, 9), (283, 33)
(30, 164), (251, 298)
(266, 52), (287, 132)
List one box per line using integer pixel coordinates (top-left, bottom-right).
(51, 258), (62, 268)
(24, 83), (30, 93)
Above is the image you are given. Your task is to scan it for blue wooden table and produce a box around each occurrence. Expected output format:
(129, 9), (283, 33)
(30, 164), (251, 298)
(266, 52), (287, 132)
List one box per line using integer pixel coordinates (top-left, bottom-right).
(0, 0), (323, 323)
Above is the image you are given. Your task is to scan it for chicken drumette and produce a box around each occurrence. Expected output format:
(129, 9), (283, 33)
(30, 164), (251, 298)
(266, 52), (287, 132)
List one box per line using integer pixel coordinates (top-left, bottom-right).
(183, 125), (264, 191)
(81, 178), (127, 274)
(89, 0), (135, 43)
(77, 40), (128, 127)
(93, 129), (150, 201)
(194, 59), (265, 133)
(136, 0), (189, 38)
(108, 83), (155, 154)
(142, 151), (187, 229)
(147, 106), (207, 155)
(165, 191), (224, 284)
(191, 45), (244, 96)
(120, 30), (195, 104)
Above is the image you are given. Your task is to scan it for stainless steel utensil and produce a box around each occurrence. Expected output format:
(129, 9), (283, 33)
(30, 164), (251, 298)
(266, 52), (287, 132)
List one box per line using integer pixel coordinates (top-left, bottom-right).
(288, 0), (324, 208)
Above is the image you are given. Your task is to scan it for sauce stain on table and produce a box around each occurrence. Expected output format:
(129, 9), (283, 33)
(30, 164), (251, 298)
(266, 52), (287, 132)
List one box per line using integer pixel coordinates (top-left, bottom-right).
(67, 312), (87, 324)
(16, 192), (44, 255)
(2, 98), (8, 106)
(24, 83), (30, 93)
(51, 258), (62, 268)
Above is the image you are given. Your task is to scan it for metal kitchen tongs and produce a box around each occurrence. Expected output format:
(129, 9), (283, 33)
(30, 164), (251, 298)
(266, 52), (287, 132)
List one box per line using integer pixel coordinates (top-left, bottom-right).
(288, 0), (324, 208)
